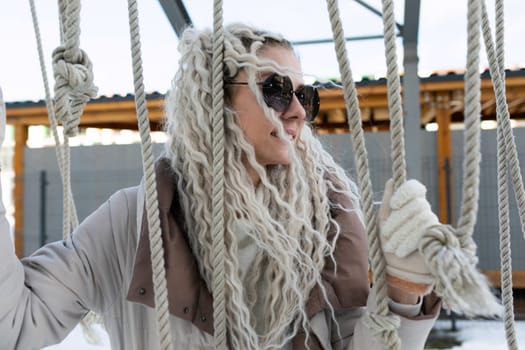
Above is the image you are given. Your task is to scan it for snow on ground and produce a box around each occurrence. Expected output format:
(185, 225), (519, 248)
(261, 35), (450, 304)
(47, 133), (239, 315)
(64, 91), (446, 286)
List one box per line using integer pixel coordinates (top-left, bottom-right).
(42, 324), (111, 350)
(43, 319), (524, 349)
(428, 319), (525, 349)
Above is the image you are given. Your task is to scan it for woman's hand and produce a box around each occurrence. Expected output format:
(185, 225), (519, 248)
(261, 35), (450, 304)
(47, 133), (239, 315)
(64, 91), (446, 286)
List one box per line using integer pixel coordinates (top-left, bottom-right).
(387, 278), (421, 305)
(378, 179), (439, 302)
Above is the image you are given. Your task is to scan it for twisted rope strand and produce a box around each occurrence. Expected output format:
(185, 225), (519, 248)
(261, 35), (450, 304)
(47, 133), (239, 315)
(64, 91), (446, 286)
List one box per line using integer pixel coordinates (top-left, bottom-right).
(58, 0), (66, 43)
(493, 2), (518, 348)
(381, 0), (406, 190)
(482, 0), (525, 250)
(62, 139), (72, 238)
(379, 0), (501, 321)
(28, 0), (79, 232)
(456, 0), (482, 259)
(493, 4), (525, 247)
(53, 0), (97, 235)
(481, 0), (520, 347)
(126, 1), (172, 349)
(31, 0), (97, 343)
(497, 99), (518, 350)
(325, 0), (400, 348)
(61, 0), (81, 61)
(211, 0), (227, 348)
(53, 0), (96, 138)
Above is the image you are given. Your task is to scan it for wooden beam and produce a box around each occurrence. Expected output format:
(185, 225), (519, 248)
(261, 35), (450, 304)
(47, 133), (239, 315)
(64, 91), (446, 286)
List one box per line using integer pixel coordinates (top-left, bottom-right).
(435, 92), (453, 224)
(6, 73), (525, 130)
(483, 270), (525, 289)
(419, 74), (525, 92)
(6, 98), (165, 126)
(13, 125), (27, 258)
(507, 97), (525, 111)
(481, 98), (497, 111)
(420, 105), (436, 125)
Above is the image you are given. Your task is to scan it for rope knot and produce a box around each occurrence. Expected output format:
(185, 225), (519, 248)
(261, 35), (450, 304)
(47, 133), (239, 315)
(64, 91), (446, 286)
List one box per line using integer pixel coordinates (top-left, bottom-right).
(419, 224), (502, 317)
(52, 46), (98, 136)
(421, 224), (460, 250)
(419, 224), (466, 287)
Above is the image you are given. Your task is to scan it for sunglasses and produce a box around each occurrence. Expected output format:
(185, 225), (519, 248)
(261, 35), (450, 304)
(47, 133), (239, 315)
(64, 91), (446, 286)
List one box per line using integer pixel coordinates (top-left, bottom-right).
(226, 73), (320, 122)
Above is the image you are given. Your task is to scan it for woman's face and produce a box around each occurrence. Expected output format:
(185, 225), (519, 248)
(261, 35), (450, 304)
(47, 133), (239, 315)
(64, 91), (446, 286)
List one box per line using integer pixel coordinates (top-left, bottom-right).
(231, 46), (306, 168)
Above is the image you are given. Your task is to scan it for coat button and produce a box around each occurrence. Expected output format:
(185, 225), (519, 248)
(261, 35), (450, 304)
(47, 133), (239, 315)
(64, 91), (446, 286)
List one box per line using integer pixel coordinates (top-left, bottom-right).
(138, 288), (146, 295)
(183, 307), (190, 314)
(201, 315), (207, 322)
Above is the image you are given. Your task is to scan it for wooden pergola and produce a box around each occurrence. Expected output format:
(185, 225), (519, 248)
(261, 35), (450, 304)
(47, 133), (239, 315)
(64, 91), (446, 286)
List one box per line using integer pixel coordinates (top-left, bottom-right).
(6, 69), (525, 286)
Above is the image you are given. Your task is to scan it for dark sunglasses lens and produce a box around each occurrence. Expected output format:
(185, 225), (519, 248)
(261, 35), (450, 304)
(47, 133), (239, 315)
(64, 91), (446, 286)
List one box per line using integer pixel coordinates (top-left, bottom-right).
(262, 74), (320, 121)
(262, 74), (293, 112)
(297, 86), (320, 121)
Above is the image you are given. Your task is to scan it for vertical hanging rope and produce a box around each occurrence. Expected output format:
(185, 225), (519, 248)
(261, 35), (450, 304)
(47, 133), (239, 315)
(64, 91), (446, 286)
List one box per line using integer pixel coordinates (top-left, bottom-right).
(480, 0), (524, 347)
(396, 0), (502, 318)
(28, 0), (79, 233)
(30, 0), (99, 344)
(380, 0), (406, 190)
(52, 0), (97, 238)
(56, 0), (101, 342)
(491, 2), (516, 348)
(328, 0), (501, 326)
(57, 0), (66, 44)
(61, 138), (72, 237)
(125, 1), (172, 349)
(56, 0), (73, 241)
(455, 0), (482, 259)
(495, 1), (520, 348)
(324, 1), (401, 349)
(53, 0), (96, 132)
(210, 0), (227, 348)
(483, 1), (525, 251)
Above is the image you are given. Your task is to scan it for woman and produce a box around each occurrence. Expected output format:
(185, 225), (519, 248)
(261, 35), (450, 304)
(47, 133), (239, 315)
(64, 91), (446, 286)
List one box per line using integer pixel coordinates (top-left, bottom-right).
(0, 23), (440, 349)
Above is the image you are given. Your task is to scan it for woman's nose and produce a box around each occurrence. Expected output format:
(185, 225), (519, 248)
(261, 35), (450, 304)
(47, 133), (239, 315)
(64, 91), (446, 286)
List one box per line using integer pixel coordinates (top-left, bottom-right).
(280, 94), (306, 121)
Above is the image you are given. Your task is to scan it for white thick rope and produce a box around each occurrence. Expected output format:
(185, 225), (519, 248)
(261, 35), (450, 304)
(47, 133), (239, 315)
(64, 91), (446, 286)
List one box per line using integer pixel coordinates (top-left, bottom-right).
(28, 0), (80, 237)
(210, 0), (227, 349)
(29, 0), (100, 344)
(377, 0), (501, 317)
(324, 0), (401, 348)
(380, 0), (406, 191)
(53, 0), (97, 137)
(456, 0), (482, 258)
(482, 0), (525, 263)
(56, 0), (73, 240)
(53, 0), (96, 237)
(422, 0), (501, 317)
(491, 2), (516, 348)
(61, 137), (73, 237)
(125, 1), (172, 349)
(480, 0), (525, 347)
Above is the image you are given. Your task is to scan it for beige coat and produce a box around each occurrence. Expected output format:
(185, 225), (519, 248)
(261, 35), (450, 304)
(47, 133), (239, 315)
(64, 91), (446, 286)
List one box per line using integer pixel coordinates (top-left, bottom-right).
(0, 159), (439, 349)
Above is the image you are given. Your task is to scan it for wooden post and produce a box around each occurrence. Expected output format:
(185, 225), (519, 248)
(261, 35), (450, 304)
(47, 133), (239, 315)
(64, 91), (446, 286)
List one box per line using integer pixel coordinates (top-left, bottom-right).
(435, 92), (453, 224)
(13, 124), (27, 257)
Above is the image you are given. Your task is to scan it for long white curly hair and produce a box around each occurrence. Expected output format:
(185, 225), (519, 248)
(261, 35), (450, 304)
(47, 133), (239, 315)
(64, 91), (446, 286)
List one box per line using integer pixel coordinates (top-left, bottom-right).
(164, 23), (362, 349)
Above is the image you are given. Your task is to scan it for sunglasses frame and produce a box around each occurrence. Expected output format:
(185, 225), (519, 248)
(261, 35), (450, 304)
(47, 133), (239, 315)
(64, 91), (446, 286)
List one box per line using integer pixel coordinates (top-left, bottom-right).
(226, 73), (320, 122)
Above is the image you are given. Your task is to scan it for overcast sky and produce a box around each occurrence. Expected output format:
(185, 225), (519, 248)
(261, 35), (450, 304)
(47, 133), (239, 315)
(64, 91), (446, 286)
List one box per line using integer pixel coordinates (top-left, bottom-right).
(0, 0), (524, 102)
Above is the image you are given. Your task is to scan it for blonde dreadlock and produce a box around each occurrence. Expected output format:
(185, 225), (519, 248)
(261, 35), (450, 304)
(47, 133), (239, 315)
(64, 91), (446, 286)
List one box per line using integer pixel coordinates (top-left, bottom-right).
(164, 23), (362, 349)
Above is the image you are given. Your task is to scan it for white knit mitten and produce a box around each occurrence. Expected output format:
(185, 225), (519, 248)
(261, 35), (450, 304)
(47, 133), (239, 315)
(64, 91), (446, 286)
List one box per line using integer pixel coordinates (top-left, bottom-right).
(378, 179), (439, 294)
